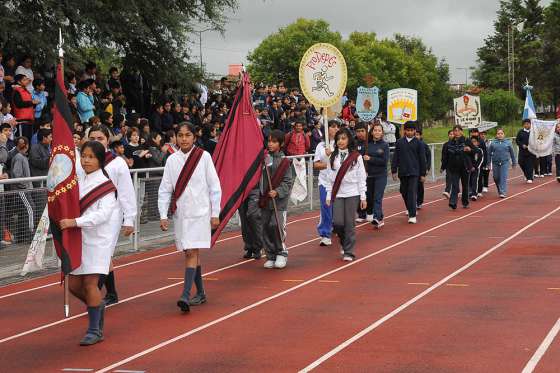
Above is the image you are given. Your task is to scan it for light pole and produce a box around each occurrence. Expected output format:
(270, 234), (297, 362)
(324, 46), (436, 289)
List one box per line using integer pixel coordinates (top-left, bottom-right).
(507, 21), (524, 95)
(193, 27), (214, 78)
(456, 67), (468, 93)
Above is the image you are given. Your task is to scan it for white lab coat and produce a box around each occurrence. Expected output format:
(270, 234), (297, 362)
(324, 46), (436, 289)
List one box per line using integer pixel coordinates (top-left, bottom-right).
(158, 147), (221, 250)
(71, 169), (117, 275)
(76, 152), (137, 253)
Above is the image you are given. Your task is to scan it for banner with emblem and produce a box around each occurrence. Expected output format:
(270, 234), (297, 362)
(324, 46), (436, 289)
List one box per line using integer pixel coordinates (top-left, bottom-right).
(48, 63), (82, 276)
(529, 119), (556, 157)
(387, 88), (417, 124)
(454, 94), (481, 128)
(356, 86), (380, 122)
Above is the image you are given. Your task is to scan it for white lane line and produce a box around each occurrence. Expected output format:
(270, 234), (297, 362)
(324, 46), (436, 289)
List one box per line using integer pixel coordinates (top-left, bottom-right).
(522, 317), (560, 373)
(61, 369), (93, 372)
(0, 178), (519, 344)
(0, 181), (448, 299)
(114, 370), (146, 373)
(0, 213), (321, 300)
(299, 204), (560, 372)
(93, 178), (545, 373)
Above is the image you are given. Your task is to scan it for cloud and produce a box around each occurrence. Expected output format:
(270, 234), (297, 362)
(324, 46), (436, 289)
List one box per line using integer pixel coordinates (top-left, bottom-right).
(194, 0), (548, 83)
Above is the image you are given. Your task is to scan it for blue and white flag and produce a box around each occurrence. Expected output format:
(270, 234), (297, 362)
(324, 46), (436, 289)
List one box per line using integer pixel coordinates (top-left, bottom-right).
(523, 84), (537, 120)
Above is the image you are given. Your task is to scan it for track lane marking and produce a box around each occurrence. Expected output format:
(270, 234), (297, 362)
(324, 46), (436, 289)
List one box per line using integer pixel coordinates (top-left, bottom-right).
(93, 178), (548, 373)
(522, 317), (560, 373)
(0, 181), (450, 299)
(299, 203), (559, 372)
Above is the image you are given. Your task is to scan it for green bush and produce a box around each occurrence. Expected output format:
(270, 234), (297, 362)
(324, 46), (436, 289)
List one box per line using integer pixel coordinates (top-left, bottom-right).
(480, 89), (523, 124)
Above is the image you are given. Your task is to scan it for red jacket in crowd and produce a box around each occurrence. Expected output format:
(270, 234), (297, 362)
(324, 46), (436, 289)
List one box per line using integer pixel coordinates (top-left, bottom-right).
(285, 131), (310, 156)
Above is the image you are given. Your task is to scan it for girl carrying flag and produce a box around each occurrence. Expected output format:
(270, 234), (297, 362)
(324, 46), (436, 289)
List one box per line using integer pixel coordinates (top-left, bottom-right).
(60, 141), (118, 345)
(325, 128), (367, 261)
(86, 125), (137, 305)
(158, 122), (221, 313)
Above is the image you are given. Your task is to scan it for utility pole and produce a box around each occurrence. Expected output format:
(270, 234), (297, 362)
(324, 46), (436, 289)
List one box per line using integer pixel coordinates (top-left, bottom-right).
(456, 67), (468, 93)
(193, 27), (214, 78)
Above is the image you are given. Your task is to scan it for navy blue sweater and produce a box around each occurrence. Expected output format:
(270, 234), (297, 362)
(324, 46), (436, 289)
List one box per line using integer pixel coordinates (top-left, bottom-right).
(391, 137), (427, 177)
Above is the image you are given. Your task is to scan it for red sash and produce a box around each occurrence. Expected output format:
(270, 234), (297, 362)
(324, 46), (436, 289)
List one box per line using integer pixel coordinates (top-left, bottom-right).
(258, 158), (291, 208)
(331, 151), (360, 203)
(105, 151), (115, 165)
(170, 147), (204, 215)
(79, 180), (117, 213)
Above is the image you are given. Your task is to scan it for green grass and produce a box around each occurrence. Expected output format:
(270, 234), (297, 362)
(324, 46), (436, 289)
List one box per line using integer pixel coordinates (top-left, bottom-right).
(423, 121), (520, 144)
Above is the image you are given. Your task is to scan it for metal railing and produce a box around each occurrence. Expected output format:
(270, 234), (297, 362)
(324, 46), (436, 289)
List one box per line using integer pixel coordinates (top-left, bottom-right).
(0, 140), (516, 280)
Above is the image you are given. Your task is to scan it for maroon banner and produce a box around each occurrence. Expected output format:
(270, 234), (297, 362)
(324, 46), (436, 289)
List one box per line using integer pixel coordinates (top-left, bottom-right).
(211, 72), (264, 245)
(48, 63), (82, 275)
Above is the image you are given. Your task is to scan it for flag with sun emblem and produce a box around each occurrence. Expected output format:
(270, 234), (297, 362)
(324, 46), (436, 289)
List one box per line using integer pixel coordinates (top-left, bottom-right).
(48, 63), (82, 276)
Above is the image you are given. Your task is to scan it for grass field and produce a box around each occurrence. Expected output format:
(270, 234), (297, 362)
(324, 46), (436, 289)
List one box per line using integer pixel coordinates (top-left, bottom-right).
(423, 121), (520, 144)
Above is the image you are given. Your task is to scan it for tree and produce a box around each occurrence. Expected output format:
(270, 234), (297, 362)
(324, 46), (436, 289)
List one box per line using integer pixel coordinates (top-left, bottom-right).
(543, 0), (560, 106)
(480, 89), (522, 124)
(0, 0), (237, 87)
(473, 0), (548, 102)
(247, 20), (452, 122)
(247, 19), (343, 88)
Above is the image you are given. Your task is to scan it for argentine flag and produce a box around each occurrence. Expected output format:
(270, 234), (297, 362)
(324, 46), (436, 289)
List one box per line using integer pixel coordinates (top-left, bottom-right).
(522, 84), (537, 120)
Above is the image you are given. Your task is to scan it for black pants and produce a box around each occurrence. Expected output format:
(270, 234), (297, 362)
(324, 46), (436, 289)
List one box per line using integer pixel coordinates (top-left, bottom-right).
(537, 157), (548, 176)
(555, 155), (560, 178)
(417, 178), (425, 206)
(519, 152), (535, 181)
(399, 176), (418, 218)
(480, 168), (490, 189)
(238, 189), (263, 254)
(444, 170), (452, 193)
(449, 169), (470, 207)
(469, 168), (481, 197)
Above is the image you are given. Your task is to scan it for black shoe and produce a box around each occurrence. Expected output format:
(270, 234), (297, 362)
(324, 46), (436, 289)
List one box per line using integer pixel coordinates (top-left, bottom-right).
(463, 204), (469, 209)
(103, 292), (118, 306)
(243, 251), (252, 259)
(189, 293), (207, 306)
(177, 297), (190, 313)
(251, 250), (262, 260)
(79, 331), (103, 346)
(449, 204), (457, 210)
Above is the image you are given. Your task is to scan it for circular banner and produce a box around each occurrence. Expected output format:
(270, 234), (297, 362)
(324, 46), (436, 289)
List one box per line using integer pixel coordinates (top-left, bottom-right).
(299, 43), (347, 108)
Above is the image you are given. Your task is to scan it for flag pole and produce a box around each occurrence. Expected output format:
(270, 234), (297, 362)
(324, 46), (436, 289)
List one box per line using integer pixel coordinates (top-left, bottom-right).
(58, 28), (70, 318)
(264, 159), (285, 245)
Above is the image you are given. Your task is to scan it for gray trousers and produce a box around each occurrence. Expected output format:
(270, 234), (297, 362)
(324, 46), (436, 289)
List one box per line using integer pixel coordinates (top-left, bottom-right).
(333, 196), (360, 258)
(238, 189), (263, 254)
(262, 208), (287, 260)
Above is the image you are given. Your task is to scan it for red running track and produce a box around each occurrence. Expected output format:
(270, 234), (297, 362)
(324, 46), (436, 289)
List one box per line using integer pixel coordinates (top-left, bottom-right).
(1, 172), (559, 373)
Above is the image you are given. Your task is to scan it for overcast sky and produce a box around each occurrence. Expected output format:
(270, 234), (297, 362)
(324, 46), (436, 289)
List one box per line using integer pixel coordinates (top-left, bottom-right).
(192, 0), (551, 83)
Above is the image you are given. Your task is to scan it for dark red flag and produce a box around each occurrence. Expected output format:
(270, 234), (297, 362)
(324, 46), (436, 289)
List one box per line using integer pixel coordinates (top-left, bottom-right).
(211, 72), (264, 245)
(48, 63), (82, 275)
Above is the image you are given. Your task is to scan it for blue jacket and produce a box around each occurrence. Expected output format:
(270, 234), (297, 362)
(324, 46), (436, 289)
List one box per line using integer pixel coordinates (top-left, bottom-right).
(32, 90), (47, 119)
(76, 91), (95, 123)
(391, 137), (427, 177)
(364, 139), (390, 177)
(489, 138), (516, 166)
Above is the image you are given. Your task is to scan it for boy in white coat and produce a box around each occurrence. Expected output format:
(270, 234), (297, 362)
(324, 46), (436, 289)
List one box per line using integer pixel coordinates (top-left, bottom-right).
(159, 122), (221, 313)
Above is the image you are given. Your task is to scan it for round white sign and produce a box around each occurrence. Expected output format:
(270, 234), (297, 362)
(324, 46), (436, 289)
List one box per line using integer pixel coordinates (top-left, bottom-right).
(299, 43), (347, 108)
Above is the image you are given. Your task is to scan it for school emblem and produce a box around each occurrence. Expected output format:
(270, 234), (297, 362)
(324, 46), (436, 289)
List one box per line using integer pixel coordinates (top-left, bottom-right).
(47, 153), (73, 192)
(356, 86), (380, 122)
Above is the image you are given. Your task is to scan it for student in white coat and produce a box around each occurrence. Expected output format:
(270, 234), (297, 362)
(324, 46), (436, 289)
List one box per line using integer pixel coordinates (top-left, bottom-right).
(60, 141), (117, 346)
(158, 122), (221, 313)
(86, 125), (137, 305)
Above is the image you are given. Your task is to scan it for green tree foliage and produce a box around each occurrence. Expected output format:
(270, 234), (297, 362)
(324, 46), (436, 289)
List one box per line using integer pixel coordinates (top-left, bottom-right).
(543, 0), (560, 104)
(474, 0), (550, 102)
(0, 0), (237, 86)
(480, 89), (523, 123)
(247, 19), (452, 121)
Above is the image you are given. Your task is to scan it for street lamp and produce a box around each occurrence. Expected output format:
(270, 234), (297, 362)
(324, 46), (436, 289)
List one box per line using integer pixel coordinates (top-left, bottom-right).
(193, 27), (214, 77)
(456, 67), (468, 92)
(507, 21), (524, 95)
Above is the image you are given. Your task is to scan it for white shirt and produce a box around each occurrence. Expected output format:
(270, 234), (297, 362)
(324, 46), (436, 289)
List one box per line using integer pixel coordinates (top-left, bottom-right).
(158, 147), (221, 220)
(73, 169), (117, 275)
(314, 139), (335, 187)
(325, 151), (367, 201)
(76, 152), (137, 227)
